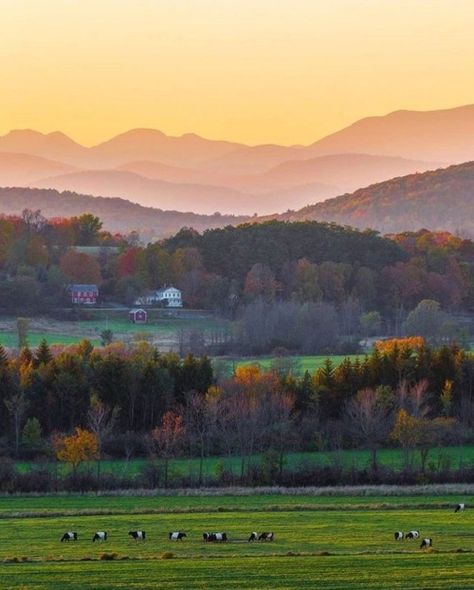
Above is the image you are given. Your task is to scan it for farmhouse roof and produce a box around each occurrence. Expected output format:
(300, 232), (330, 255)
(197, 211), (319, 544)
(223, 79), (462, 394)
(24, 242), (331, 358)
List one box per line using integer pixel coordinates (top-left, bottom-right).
(67, 284), (99, 292)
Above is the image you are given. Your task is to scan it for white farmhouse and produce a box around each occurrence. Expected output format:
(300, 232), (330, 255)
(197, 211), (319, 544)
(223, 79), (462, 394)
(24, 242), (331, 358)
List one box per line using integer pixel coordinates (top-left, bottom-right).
(135, 286), (183, 308)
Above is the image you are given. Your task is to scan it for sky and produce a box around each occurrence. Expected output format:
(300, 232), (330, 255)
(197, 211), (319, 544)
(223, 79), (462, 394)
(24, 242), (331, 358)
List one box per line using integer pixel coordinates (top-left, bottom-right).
(1, 0), (474, 146)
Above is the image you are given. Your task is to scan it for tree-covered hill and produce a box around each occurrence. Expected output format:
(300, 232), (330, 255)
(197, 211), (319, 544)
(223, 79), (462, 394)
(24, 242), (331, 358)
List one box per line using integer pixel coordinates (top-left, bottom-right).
(274, 161), (474, 235)
(163, 220), (406, 280)
(0, 186), (248, 240)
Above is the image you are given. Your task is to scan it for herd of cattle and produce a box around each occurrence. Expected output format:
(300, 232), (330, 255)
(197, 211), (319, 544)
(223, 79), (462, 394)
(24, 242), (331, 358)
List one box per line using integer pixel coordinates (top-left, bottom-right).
(393, 503), (466, 550)
(60, 530), (275, 543)
(60, 503), (466, 550)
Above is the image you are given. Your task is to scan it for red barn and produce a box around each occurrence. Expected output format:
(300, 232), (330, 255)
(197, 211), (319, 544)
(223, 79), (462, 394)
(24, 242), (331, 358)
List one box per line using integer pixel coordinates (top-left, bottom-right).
(129, 308), (148, 324)
(68, 284), (98, 305)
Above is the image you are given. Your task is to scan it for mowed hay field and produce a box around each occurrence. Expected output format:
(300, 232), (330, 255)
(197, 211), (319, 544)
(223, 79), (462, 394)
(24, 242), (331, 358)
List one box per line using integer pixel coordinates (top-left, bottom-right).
(1, 494), (474, 589)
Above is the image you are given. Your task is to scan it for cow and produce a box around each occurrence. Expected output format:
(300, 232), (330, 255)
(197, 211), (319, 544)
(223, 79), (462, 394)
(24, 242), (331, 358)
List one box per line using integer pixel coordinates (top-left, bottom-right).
(455, 503), (465, 513)
(92, 531), (108, 542)
(61, 532), (77, 542)
(128, 531), (146, 541)
(258, 532), (274, 541)
(204, 532), (227, 542)
(420, 538), (432, 549)
(248, 532), (258, 542)
(405, 530), (420, 540)
(394, 531), (404, 541)
(169, 532), (187, 541)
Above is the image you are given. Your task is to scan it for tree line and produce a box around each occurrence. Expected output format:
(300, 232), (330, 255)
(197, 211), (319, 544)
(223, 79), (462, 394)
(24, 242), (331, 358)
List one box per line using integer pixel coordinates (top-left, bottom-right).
(1, 338), (474, 489)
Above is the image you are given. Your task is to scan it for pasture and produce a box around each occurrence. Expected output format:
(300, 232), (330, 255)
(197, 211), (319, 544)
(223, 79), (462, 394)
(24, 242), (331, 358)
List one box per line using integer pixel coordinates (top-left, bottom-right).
(0, 493), (473, 589)
(0, 315), (229, 351)
(14, 444), (474, 480)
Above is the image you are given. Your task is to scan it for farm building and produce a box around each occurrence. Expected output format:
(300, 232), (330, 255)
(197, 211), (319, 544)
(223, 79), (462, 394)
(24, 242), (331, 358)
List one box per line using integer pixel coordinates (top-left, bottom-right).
(67, 284), (99, 305)
(135, 286), (183, 308)
(129, 308), (148, 324)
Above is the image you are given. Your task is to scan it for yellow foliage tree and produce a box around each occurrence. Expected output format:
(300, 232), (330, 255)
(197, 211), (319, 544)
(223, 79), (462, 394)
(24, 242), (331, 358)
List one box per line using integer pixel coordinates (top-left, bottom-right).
(375, 337), (425, 355)
(391, 408), (457, 471)
(53, 427), (99, 472)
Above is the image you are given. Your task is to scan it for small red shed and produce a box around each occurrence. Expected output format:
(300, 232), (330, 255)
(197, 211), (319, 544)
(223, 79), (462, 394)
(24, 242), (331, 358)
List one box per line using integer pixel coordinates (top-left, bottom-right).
(129, 308), (148, 324)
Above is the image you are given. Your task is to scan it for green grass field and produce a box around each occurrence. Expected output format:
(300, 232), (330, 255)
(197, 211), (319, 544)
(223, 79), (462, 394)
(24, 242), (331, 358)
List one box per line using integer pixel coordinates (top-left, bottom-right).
(0, 493), (473, 589)
(15, 445), (474, 480)
(215, 354), (360, 376)
(0, 316), (229, 349)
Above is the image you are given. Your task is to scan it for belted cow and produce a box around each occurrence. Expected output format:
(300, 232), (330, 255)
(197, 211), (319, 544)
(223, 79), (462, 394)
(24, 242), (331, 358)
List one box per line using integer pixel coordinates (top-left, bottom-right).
(248, 532), (258, 542)
(169, 532), (187, 541)
(406, 530), (420, 540)
(420, 538), (432, 549)
(394, 531), (404, 541)
(204, 532), (227, 542)
(128, 531), (145, 541)
(92, 531), (107, 542)
(258, 532), (274, 541)
(61, 532), (77, 542)
(455, 503), (465, 513)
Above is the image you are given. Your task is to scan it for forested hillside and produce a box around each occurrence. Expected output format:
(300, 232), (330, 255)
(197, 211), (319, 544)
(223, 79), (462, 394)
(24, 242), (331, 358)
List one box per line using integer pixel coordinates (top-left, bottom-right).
(0, 187), (248, 240)
(275, 161), (474, 235)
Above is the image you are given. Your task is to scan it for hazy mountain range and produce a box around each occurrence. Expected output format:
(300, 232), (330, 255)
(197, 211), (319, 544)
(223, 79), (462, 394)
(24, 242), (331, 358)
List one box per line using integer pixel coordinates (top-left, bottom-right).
(4, 104), (474, 215)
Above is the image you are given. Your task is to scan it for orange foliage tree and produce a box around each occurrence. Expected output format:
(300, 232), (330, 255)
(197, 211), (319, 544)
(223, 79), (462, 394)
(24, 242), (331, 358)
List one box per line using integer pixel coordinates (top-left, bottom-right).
(59, 250), (101, 284)
(53, 427), (99, 473)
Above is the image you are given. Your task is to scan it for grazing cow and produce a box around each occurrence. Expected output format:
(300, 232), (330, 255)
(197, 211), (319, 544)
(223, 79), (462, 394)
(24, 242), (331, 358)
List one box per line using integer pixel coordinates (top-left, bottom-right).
(61, 532), (77, 542)
(248, 532), (258, 542)
(169, 532), (187, 541)
(394, 531), (404, 541)
(128, 531), (146, 541)
(92, 531), (108, 542)
(420, 538), (432, 549)
(455, 503), (465, 513)
(204, 532), (227, 542)
(406, 530), (420, 540)
(258, 532), (274, 541)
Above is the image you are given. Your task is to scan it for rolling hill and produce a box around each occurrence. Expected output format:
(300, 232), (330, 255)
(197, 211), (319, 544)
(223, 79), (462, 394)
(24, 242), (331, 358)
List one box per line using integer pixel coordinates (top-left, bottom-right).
(0, 187), (249, 240)
(274, 161), (474, 235)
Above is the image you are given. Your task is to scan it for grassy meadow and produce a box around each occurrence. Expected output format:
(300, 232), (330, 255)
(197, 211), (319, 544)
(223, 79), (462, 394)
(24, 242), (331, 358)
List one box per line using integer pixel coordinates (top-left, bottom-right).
(0, 492), (473, 589)
(0, 315), (230, 350)
(14, 445), (474, 481)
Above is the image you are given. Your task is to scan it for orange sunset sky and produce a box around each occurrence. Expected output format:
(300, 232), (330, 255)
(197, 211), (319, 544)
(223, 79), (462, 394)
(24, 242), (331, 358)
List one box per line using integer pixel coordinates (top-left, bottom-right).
(2, 0), (474, 146)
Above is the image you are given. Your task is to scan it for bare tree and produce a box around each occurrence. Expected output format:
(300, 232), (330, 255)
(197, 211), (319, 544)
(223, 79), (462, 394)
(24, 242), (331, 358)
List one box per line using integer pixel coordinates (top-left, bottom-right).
(184, 392), (212, 486)
(265, 392), (295, 478)
(151, 411), (185, 488)
(88, 394), (118, 486)
(5, 391), (29, 457)
(344, 387), (393, 472)
(396, 379), (430, 418)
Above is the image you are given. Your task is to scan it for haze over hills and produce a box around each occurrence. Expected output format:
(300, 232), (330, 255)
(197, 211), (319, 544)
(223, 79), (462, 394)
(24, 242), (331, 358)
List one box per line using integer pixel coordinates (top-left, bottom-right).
(0, 187), (249, 240)
(0, 104), (473, 215)
(31, 170), (253, 215)
(273, 161), (474, 235)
